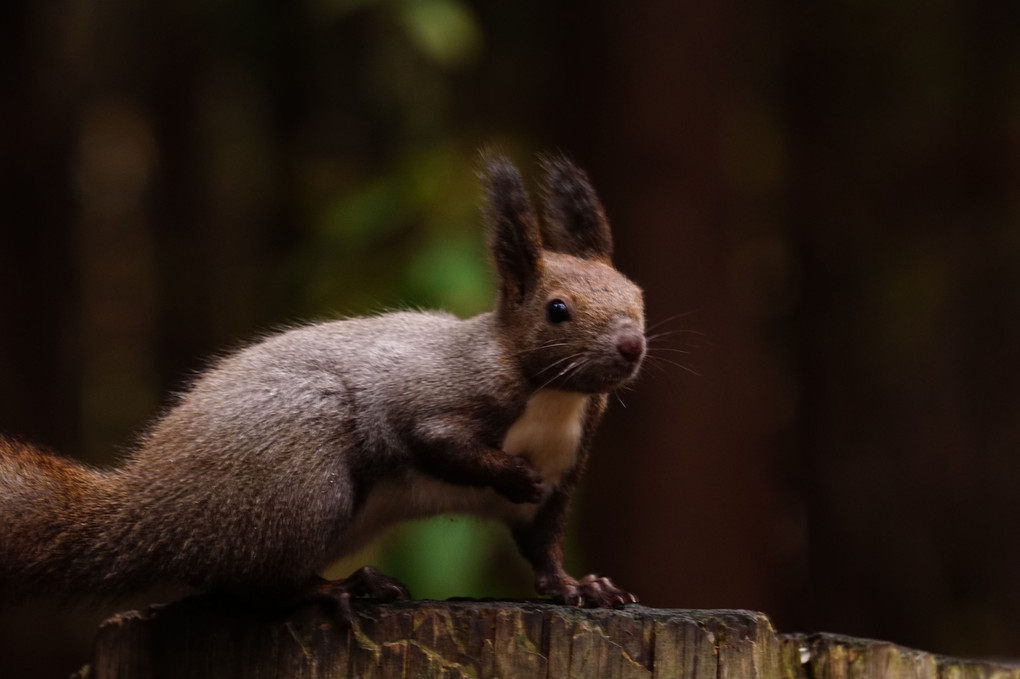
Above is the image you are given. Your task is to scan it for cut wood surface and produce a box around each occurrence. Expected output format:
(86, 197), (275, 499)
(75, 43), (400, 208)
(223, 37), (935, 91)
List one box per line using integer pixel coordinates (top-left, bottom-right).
(76, 597), (1020, 679)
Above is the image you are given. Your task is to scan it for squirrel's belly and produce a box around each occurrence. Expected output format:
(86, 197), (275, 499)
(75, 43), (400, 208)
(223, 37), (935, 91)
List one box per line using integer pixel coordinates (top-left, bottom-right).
(338, 477), (531, 556)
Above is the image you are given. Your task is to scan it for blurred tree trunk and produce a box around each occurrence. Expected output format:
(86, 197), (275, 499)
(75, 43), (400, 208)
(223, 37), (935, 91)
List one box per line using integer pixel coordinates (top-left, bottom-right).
(548, 0), (803, 623)
(547, 0), (1020, 658)
(0, 1), (80, 455)
(785, 0), (1020, 656)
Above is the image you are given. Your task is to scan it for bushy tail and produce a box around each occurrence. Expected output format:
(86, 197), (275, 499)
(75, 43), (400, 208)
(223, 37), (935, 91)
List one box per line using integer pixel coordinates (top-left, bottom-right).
(0, 435), (114, 600)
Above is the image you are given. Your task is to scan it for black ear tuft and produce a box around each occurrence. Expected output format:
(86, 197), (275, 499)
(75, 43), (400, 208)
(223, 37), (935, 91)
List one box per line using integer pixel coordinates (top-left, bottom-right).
(482, 154), (542, 305)
(539, 155), (613, 261)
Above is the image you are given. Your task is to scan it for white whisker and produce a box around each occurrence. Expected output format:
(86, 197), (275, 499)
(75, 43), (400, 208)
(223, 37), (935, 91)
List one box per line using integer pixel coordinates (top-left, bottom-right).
(645, 310), (698, 332)
(532, 358), (583, 395)
(532, 352), (584, 378)
(646, 329), (706, 343)
(514, 341), (573, 356)
(644, 355), (701, 377)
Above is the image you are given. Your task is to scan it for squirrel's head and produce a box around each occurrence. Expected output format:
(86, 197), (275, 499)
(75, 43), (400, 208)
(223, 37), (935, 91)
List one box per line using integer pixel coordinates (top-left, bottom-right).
(484, 154), (645, 394)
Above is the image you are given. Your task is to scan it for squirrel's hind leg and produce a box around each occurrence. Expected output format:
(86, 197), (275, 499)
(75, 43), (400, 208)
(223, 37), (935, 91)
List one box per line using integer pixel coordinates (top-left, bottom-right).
(306, 566), (410, 620)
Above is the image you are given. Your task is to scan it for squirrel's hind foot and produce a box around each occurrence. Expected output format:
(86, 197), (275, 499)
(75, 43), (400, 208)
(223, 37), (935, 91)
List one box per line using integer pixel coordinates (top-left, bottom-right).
(307, 566), (411, 620)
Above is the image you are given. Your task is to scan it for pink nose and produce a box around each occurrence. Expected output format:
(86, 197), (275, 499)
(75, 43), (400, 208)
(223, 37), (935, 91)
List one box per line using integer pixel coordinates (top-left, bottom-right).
(616, 334), (645, 362)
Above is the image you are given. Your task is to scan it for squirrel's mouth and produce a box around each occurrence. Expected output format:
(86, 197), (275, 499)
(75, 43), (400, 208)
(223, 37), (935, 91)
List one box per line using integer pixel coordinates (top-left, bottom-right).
(549, 350), (644, 394)
(598, 360), (644, 391)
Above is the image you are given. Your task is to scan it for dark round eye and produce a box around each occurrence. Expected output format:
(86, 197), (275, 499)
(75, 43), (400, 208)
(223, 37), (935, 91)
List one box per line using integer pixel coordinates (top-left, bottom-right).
(546, 299), (571, 324)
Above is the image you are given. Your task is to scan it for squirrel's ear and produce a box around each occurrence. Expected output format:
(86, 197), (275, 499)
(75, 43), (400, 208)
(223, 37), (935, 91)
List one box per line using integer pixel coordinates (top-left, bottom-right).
(483, 155), (542, 305)
(539, 155), (613, 262)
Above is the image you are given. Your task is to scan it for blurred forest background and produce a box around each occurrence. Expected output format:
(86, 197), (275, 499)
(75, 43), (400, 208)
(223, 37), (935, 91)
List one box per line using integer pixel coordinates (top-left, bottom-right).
(2, 0), (1020, 675)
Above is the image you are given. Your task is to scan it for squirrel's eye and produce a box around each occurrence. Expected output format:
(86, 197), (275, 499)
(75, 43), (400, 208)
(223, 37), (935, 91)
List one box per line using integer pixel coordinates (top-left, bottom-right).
(546, 299), (570, 324)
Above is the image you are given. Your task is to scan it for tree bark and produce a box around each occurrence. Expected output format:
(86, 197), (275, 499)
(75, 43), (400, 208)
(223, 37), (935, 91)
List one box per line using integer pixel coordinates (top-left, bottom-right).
(76, 598), (1019, 679)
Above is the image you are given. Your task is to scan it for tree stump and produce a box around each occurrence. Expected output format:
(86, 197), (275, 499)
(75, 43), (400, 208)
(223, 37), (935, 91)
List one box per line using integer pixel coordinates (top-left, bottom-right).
(76, 597), (1020, 679)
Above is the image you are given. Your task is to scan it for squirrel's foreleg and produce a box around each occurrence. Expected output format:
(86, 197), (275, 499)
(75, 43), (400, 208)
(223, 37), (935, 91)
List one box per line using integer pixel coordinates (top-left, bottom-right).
(512, 485), (637, 609)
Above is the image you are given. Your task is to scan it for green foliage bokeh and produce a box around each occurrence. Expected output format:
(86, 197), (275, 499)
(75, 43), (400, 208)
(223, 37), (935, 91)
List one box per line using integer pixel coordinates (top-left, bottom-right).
(286, 0), (529, 599)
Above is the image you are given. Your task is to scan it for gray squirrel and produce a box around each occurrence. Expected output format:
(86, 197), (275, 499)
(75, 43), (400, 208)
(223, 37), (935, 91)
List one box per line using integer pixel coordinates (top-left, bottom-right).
(0, 154), (645, 611)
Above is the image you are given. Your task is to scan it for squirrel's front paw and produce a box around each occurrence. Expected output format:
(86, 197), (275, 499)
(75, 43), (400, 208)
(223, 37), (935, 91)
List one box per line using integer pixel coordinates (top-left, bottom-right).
(538, 573), (637, 609)
(494, 456), (545, 504)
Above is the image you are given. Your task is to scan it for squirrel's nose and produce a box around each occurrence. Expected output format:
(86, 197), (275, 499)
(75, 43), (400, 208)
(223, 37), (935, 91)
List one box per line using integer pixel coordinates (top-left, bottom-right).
(616, 333), (645, 363)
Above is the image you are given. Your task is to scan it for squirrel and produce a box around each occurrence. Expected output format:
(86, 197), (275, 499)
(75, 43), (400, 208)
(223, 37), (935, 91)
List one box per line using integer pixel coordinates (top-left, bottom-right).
(0, 154), (645, 613)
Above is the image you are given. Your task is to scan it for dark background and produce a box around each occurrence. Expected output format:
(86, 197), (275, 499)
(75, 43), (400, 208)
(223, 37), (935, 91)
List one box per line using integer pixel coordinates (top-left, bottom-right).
(3, 0), (1020, 675)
